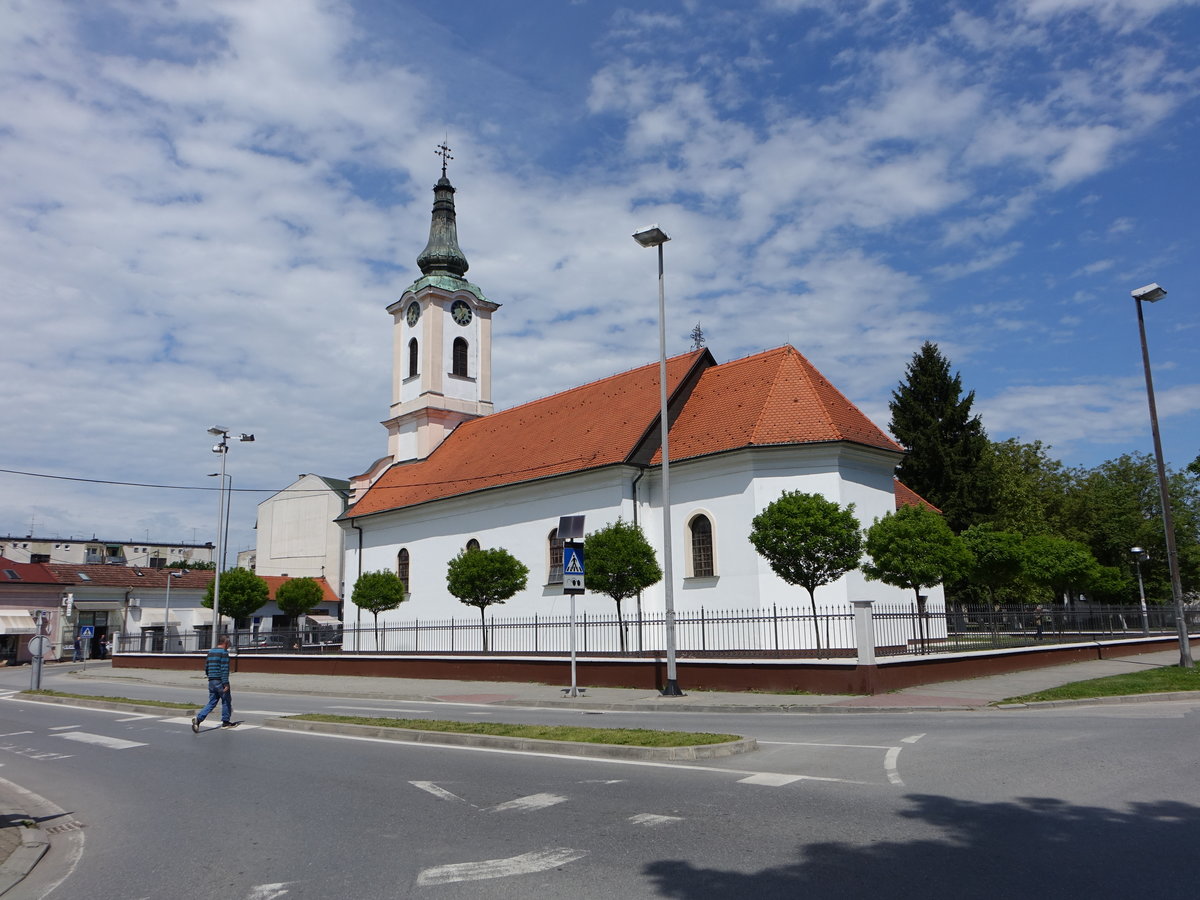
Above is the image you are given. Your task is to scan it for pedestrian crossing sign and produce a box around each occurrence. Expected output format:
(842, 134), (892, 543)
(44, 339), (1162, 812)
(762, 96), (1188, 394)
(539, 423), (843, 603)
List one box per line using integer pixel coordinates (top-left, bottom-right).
(80, 626), (95, 638)
(562, 545), (585, 594)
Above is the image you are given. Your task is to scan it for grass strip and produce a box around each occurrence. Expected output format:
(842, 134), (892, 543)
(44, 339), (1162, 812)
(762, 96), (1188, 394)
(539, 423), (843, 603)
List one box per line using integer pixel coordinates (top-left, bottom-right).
(1002, 665), (1200, 704)
(291, 713), (739, 747)
(25, 689), (195, 710)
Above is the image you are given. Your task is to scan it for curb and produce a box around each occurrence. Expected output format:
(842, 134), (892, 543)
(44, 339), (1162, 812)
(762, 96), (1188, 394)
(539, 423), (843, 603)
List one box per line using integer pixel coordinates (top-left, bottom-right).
(0, 812), (49, 897)
(993, 690), (1200, 710)
(16, 693), (193, 718)
(265, 716), (757, 760)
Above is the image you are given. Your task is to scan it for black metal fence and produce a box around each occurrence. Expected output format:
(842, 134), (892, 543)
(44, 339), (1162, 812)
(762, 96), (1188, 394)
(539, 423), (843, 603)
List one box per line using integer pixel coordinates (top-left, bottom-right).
(114, 602), (1190, 660)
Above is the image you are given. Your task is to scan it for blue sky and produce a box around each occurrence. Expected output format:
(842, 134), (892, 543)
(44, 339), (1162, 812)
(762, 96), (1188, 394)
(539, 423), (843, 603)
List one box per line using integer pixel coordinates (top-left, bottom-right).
(2, 0), (1199, 560)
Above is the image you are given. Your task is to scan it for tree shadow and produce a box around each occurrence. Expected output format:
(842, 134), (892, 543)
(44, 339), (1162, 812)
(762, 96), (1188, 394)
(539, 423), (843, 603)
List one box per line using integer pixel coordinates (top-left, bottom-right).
(643, 794), (1200, 898)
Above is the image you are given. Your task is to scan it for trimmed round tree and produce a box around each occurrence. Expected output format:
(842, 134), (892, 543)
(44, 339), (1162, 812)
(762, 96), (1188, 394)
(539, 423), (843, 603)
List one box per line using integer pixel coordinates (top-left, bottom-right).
(864, 505), (973, 650)
(275, 576), (324, 632)
(202, 567), (269, 632)
(351, 570), (407, 650)
(583, 518), (662, 652)
(749, 491), (863, 652)
(446, 547), (529, 652)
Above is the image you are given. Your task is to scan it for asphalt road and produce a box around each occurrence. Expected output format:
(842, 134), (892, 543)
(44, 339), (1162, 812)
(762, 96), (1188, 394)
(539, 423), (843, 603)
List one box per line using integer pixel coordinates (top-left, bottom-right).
(3, 666), (1200, 899)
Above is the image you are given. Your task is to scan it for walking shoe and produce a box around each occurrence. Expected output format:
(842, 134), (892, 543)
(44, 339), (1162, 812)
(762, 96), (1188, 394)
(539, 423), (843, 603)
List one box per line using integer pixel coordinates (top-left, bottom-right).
(191, 716), (200, 734)
(221, 721), (239, 728)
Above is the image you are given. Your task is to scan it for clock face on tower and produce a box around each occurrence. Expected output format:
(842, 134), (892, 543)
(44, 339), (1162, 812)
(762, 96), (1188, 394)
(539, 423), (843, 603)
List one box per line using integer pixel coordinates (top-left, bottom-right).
(406, 302), (420, 327)
(451, 299), (473, 326)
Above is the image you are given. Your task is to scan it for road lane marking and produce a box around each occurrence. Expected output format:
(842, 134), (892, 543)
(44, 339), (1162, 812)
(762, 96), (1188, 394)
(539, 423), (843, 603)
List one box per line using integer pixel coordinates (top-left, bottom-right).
(629, 813), (682, 826)
(330, 705), (433, 714)
(55, 732), (147, 750)
(0, 731), (34, 737)
(49, 725), (82, 730)
(758, 740), (895, 749)
(902, 734), (925, 744)
(117, 714), (159, 721)
(268, 726), (866, 783)
(489, 793), (567, 813)
(884, 747), (904, 785)
(410, 781), (474, 805)
(246, 883), (293, 899)
(416, 847), (587, 886)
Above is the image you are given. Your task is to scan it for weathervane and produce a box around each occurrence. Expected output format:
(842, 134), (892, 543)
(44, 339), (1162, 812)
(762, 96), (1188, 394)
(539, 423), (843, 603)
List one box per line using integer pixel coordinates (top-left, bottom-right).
(436, 140), (453, 177)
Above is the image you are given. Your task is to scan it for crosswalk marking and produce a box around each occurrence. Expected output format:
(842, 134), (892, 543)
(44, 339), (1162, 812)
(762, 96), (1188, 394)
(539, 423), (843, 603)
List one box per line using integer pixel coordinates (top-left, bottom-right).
(629, 813), (682, 826)
(739, 773), (804, 786)
(55, 732), (147, 750)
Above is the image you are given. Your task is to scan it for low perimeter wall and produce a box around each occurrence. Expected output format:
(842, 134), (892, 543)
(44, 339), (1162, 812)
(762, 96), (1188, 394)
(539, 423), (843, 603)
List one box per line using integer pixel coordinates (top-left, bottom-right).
(113, 634), (1192, 695)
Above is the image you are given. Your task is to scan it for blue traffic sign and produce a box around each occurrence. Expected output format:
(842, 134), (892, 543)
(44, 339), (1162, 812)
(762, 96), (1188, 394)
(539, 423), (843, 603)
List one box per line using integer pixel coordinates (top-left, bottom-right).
(563, 545), (585, 594)
(79, 626), (95, 638)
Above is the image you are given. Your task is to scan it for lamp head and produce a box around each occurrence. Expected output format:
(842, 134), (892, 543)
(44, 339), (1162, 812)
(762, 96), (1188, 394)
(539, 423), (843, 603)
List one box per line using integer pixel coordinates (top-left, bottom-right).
(208, 426), (228, 436)
(238, 433), (255, 442)
(1131, 283), (1167, 302)
(632, 225), (670, 248)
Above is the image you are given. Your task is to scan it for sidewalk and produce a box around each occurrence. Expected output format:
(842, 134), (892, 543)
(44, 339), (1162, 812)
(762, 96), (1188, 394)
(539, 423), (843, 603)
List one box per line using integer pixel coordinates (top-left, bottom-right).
(3, 649), (1194, 891)
(62, 647), (1193, 712)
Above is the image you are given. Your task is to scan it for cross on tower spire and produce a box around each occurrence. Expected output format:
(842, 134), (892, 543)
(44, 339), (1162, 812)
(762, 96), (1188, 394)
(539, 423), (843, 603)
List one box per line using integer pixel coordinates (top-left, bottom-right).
(436, 141), (453, 177)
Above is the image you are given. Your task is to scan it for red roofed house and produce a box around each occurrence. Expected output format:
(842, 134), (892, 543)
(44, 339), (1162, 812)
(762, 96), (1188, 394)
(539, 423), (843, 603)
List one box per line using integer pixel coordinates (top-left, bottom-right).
(339, 171), (933, 649)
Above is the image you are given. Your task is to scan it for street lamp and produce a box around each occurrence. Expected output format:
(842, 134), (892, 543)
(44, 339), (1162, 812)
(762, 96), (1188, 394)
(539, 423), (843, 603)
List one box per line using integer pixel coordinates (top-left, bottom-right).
(632, 224), (683, 696)
(1130, 283), (1192, 667)
(207, 427), (254, 648)
(1130, 547), (1149, 636)
(162, 568), (185, 652)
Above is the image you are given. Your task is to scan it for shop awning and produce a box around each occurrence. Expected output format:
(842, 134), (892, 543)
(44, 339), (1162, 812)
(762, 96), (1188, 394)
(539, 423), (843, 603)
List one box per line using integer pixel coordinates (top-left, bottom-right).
(0, 613), (37, 635)
(305, 615), (341, 626)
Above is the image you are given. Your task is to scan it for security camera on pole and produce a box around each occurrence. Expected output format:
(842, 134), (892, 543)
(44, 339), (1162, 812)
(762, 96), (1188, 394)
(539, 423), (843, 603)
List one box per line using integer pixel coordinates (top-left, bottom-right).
(207, 426), (254, 648)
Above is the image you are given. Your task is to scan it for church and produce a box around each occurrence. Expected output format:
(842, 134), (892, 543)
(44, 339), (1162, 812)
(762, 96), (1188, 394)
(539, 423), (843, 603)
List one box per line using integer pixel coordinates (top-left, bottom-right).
(339, 162), (929, 646)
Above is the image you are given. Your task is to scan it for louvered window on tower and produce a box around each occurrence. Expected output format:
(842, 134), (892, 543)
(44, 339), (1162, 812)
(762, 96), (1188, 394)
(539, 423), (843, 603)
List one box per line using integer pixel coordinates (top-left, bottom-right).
(452, 337), (468, 377)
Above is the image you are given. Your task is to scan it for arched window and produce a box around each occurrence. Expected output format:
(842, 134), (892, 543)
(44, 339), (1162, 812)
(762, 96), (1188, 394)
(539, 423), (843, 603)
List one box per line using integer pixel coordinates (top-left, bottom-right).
(397, 548), (410, 586)
(408, 338), (418, 378)
(452, 337), (468, 377)
(547, 529), (564, 584)
(689, 514), (714, 577)
(466, 538), (480, 552)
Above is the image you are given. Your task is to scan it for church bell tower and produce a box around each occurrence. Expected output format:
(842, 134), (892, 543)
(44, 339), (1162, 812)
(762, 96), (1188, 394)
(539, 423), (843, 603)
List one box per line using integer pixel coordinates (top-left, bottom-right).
(383, 146), (498, 462)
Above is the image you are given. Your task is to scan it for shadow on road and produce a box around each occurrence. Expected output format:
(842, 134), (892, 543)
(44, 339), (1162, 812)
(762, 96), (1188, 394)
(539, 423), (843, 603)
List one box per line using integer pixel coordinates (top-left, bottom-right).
(643, 793), (1200, 898)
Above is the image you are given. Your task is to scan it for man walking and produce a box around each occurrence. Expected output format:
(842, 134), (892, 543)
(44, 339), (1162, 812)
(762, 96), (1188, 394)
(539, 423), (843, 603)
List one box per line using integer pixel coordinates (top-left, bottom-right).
(192, 637), (238, 731)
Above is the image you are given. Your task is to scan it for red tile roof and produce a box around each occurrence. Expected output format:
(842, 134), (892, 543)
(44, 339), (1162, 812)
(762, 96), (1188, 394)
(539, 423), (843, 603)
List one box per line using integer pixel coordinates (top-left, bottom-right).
(0, 557), (59, 584)
(347, 345), (902, 519)
(260, 576), (340, 605)
(47, 564), (215, 590)
(663, 345), (901, 463)
(894, 479), (940, 511)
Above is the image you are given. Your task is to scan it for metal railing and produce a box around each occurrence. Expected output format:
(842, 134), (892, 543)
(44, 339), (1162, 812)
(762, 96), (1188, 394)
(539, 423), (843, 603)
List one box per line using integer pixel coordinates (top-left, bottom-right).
(113, 602), (1190, 660)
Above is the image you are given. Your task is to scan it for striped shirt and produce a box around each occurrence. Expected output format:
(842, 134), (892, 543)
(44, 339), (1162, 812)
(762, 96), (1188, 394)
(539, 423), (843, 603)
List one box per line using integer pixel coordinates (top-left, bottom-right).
(204, 647), (230, 682)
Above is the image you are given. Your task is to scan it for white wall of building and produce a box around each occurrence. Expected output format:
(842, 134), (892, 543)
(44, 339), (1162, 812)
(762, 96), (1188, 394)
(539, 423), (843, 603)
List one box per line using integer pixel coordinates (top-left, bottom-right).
(254, 474), (347, 595)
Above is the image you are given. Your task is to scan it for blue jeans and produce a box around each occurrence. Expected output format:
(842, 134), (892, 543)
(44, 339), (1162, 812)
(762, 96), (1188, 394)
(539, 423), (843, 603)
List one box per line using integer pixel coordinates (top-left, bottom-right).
(197, 678), (232, 724)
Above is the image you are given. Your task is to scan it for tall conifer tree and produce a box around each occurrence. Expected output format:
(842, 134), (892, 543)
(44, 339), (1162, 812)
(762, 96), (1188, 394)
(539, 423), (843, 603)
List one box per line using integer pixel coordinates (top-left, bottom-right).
(889, 342), (988, 533)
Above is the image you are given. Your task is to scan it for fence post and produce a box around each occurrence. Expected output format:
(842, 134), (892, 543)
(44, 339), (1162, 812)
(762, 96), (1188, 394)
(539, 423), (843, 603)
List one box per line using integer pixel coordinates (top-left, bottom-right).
(852, 600), (877, 666)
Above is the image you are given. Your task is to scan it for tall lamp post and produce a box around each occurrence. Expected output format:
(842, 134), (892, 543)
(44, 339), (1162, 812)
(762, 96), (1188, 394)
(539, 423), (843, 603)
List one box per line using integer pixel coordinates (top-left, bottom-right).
(162, 568), (184, 652)
(1130, 283), (1192, 667)
(1130, 547), (1149, 636)
(632, 225), (683, 696)
(207, 427), (254, 648)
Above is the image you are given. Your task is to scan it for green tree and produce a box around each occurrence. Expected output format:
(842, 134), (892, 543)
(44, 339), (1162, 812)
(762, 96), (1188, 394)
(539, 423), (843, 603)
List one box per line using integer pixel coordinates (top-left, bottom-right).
(445, 547), (529, 651)
(583, 519), (662, 653)
(351, 570), (407, 648)
(202, 567), (269, 626)
(960, 524), (1025, 605)
(1020, 535), (1099, 605)
(888, 342), (989, 533)
(749, 491), (863, 652)
(275, 577), (324, 631)
(864, 505), (973, 650)
(167, 560), (215, 570)
(975, 439), (1070, 537)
